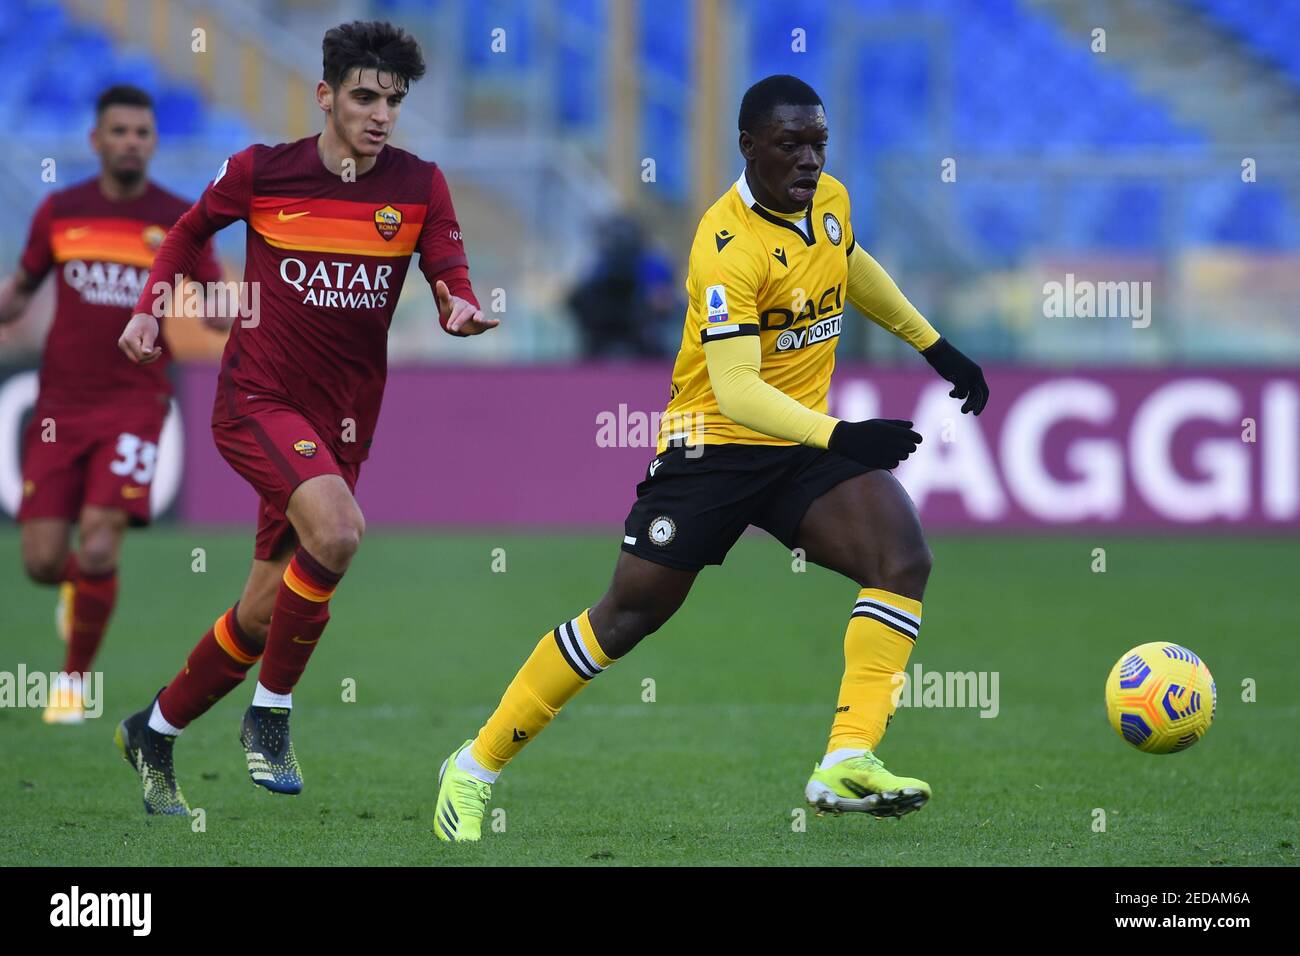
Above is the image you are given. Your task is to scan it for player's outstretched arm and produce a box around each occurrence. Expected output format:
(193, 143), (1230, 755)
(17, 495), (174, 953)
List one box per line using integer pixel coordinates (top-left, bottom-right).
(704, 335), (920, 469)
(118, 210), (213, 365)
(129, 202), (221, 323)
(192, 238), (232, 333)
(845, 243), (939, 350)
(436, 279), (498, 336)
(705, 333), (837, 445)
(122, 150), (250, 357)
(5, 196), (55, 331)
(846, 243), (988, 415)
(0, 270), (35, 327)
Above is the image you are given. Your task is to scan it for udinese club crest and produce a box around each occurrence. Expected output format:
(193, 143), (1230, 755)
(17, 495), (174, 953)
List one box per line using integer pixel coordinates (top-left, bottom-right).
(822, 212), (842, 246)
(648, 516), (677, 547)
(374, 204), (402, 241)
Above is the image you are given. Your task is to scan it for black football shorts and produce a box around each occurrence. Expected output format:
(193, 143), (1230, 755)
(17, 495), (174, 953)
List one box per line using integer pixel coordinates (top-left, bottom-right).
(620, 442), (873, 572)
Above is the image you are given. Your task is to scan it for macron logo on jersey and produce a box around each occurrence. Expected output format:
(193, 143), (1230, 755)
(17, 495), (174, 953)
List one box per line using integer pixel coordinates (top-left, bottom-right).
(705, 284), (729, 323)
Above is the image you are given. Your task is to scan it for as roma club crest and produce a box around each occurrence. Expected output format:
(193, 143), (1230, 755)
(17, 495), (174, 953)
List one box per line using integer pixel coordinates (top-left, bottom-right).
(142, 225), (166, 250)
(373, 204), (402, 241)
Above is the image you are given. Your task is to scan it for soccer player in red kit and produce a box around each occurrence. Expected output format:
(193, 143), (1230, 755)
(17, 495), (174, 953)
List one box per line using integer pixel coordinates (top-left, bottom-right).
(0, 85), (224, 725)
(113, 21), (494, 814)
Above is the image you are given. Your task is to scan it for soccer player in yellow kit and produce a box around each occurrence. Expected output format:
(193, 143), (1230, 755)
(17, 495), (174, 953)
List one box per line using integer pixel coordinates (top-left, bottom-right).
(434, 75), (989, 841)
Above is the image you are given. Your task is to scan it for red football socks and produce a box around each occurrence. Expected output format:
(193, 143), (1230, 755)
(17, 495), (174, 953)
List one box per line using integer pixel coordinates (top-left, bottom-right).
(62, 566), (117, 675)
(156, 605), (262, 728)
(257, 548), (342, 695)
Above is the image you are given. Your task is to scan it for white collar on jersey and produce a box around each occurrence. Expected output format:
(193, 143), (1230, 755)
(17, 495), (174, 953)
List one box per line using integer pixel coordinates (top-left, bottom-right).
(734, 170), (812, 242)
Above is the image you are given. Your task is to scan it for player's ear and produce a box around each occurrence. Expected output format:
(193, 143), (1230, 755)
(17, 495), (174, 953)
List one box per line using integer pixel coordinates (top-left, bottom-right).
(315, 80), (334, 114)
(738, 130), (755, 162)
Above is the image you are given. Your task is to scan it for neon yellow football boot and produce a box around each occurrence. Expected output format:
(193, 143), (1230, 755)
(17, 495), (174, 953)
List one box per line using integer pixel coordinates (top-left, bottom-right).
(42, 673), (85, 725)
(805, 749), (931, 818)
(434, 740), (492, 843)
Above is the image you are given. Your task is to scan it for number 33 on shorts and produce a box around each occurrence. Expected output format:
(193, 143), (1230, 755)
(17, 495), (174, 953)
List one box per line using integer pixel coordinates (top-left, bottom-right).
(108, 433), (159, 484)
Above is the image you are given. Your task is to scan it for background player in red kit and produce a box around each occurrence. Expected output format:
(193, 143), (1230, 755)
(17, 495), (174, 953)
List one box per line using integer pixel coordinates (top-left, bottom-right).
(114, 21), (495, 814)
(0, 85), (224, 725)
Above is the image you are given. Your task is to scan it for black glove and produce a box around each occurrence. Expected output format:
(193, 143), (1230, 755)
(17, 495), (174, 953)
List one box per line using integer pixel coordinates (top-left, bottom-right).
(828, 419), (922, 470)
(923, 337), (989, 415)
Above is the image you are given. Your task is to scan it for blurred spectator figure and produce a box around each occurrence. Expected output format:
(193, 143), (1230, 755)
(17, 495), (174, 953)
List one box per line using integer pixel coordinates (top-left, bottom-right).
(568, 214), (679, 357)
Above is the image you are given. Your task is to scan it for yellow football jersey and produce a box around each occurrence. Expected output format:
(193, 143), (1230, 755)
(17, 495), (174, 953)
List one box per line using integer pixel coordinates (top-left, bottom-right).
(658, 171), (855, 451)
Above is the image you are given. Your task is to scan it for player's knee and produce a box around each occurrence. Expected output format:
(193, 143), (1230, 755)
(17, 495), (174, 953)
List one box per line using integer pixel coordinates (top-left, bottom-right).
(22, 551), (65, 585)
(306, 517), (364, 569)
(239, 609), (272, 645)
(875, 542), (932, 599)
(76, 517), (123, 573)
(77, 539), (118, 575)
(593, 603), (675, 659)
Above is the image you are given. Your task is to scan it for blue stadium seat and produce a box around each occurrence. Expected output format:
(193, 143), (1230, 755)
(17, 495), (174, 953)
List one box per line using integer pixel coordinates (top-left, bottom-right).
(154, 87), (204, 137)
(556, 0), (602, 127)
(1189, 0), (1300, 86)
(1091, 184), (1164, 250)
(1213, 184), (1291, 247)
(464, 0), (532, 70)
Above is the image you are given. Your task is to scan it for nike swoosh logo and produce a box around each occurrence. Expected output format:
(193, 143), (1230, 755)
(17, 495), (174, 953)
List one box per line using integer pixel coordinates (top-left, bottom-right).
(649, 459), (663, 476)
(65, 227), (91, 239)
(277, 210), (311, 221)
(290, 635), (319, 645)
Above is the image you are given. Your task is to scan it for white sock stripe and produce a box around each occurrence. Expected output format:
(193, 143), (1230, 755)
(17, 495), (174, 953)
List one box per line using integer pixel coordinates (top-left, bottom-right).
(853, 609), (919, 639)
(552, 626), (595, 679)
(558, 623), (598, 678)
(571, 617), (606, 673)
(852, 606), (919, 638)
(854, 598), (921, 629)
(565, 619), (604, 674)
(854, 597), (921, 626)
(852, 608), (925, 639)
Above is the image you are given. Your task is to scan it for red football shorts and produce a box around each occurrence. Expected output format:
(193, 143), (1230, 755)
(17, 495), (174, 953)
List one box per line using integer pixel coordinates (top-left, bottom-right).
(19, 402), (168, 526)
(211, 400), (360, 561)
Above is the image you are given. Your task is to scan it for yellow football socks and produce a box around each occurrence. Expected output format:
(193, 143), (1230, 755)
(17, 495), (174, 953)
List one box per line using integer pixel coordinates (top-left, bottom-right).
(470, 609), (614, 772)
(827, 588), (922, 752)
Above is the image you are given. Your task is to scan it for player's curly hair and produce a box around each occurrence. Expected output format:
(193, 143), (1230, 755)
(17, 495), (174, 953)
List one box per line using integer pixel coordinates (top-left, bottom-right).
(738, 74), (823, 132)
(322, 20), (426, 92)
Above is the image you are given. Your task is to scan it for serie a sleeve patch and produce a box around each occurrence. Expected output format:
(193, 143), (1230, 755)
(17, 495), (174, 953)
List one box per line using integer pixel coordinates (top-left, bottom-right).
(705, 284), (729, 323)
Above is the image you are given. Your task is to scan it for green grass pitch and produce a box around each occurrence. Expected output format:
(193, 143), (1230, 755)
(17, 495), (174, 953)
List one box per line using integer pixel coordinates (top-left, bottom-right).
(1, 528), (1296, 866)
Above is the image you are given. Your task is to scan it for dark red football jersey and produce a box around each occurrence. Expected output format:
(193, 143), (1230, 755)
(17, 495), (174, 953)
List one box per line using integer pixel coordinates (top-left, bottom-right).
(133, 135), (478, 463)
(18, 177), (222, 410)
